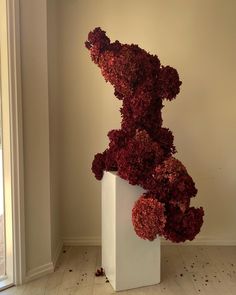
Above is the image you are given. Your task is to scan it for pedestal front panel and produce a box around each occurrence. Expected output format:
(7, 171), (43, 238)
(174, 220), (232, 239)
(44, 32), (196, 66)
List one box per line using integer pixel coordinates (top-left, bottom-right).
(102, 171), (161, 291)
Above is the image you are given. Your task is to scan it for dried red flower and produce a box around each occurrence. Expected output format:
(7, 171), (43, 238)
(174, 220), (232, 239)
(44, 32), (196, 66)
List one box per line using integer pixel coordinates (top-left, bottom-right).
(157, 66), (182, 100)
(132, 195), (166, 241)
(86, 27), (204, 243)
(163, 205), (204, 243)
(92, 153), (105, 180)
(143, 157), (198, 212)
(95, 267), (105, 277)
(117, 130), (164, 185)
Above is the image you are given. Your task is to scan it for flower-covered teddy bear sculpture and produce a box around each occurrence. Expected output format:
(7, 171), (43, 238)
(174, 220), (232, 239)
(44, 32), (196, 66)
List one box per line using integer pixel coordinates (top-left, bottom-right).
(85, 27), (204, 243)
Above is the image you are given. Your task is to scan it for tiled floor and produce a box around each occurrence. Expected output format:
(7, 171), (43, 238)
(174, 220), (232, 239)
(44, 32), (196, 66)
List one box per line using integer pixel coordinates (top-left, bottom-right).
(1, 245), (236, 294)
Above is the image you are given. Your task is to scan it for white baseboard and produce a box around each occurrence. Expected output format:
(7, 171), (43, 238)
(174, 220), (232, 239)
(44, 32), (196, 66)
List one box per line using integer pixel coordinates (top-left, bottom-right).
(161, 236), (236, 246)
(24, 240), (63, 283)
(52, 240), (63, 269)
(24, 262), (54, 283)
(63, 236), (236, 246)
(23, 235), (235, 284)
(63, 236), (101, 246)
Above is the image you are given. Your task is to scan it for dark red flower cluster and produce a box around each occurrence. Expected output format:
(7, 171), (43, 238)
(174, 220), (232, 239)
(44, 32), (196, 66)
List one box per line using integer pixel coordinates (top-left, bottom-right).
(163, 205), (204, 243)
(143, 157), (198, 212)
(86, 27), (204, 243)
(132, 195), (166, 241)
(157, 66), (182, 100)
(117, 130), (164, 185)
(91, 153), (105, 180)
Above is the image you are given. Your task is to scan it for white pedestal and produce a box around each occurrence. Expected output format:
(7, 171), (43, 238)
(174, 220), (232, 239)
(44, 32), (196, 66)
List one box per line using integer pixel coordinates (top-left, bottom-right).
(102, 171), (161, 291)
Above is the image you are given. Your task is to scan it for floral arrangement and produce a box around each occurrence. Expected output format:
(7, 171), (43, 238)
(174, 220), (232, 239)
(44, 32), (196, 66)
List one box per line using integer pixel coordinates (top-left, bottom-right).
(85, 27), (204, 243)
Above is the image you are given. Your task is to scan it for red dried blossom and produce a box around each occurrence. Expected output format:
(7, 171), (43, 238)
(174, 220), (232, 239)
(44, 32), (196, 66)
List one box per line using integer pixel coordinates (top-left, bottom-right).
(95, 267), (105, 277)
(92, 153), (105, 180)
(86, 27), (204, 243)
(85, 27), (110, 64)
(157, 66), (182, 100)
(103, 148), (117, 171)
(152, 128), (176, 157)
(99, 43), (162, 100)
(132, 195), (166, 241)
(120, 96), (164, 136)
(163, 205), (204, 243)
(107, 129), (128, 149)
(143, 157), (197, 212)
(117, 130), (164, 185)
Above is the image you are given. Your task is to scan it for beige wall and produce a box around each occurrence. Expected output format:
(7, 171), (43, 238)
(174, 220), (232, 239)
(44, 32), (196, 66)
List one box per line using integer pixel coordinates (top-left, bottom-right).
(20, 0), (61, 276)
(47, 0), (62, 263)
(57, 0), (236, 244)
(20, 0), (51, 272)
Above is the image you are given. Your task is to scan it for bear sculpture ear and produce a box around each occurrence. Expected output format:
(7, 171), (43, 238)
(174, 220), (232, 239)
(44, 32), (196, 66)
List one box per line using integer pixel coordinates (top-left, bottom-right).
(157, 66), (182, 100)
(84, 27), (110, 64)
